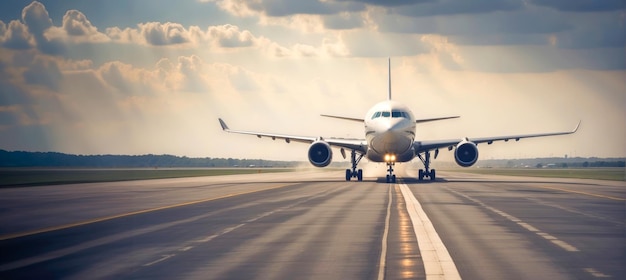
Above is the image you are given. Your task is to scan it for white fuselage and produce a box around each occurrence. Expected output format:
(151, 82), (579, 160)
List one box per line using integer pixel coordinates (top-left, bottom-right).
(364, 100), (417, 163)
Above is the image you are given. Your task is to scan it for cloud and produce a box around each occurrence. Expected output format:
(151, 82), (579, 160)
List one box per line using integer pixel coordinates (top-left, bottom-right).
(208, 24), (256, 47)
(106, 22), (263, 49)
(22, 56), (63, 90)
(39, 9), (110, 44)
(322, 12), (364, 29)
(0, 20), (34, 49)
(21, 1), (52, 36)
(529, 0), (626, 12)
(18, 1), (64, 55)
(62, 10), (97, 36)
(339, 0), (429, 7)
(394, 0), (522, 17)
(550, 12), (626, 49)
(140, 22), (190, 46)
(375, 5), (571, 36)
(210, 0), (366, 17)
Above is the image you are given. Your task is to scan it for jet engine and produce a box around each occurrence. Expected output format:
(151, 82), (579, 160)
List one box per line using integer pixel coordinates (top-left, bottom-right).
(308, 141), (333, 167)
(454, 140), (479, 167)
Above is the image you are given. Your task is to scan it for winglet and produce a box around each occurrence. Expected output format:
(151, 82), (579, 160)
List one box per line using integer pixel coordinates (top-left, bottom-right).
(218, 118), (230, 131)
(572, 120), (581, 133)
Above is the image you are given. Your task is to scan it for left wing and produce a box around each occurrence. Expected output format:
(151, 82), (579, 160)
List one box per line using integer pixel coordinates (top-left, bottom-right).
(414, 121), (581, 153)
(218, 118), (367, 153)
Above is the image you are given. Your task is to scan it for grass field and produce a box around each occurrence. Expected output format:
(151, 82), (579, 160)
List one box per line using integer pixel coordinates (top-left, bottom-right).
(446, 168), (625, 181)
(0, 168), (294, 187)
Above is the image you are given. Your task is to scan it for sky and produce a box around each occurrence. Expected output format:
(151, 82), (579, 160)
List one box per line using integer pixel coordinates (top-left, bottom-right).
(0, 0), (624, 163)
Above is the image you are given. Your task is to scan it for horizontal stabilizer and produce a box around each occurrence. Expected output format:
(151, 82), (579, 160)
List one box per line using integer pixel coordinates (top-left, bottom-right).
(320, 114), (364, 122)
(415, 116), (460, 124)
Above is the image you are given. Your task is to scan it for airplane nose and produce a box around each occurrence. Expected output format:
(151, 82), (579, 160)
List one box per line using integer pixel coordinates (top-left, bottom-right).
(384, 119), (407, 132)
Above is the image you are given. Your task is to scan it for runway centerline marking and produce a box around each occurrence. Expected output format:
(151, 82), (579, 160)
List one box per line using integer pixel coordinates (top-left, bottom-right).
(0, 183), (295, 241)
(399, 183), (461, 280)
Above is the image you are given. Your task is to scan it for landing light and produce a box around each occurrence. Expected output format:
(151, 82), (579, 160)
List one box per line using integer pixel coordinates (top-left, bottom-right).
(384, 154), (397, 162)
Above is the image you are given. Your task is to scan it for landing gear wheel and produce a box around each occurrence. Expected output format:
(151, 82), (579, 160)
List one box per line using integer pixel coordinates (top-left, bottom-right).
(417, 151), (436, 182)
(386, 162), (396, 183)
(347, 150), (364, 182)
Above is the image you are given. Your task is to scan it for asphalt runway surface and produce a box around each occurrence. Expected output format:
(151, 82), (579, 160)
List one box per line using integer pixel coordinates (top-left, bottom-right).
(0, 169), (624, 279)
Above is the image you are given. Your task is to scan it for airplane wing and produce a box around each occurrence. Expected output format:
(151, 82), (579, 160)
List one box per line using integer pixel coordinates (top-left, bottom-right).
(218, 118), (367, 153)
(414, 121), (581, 153)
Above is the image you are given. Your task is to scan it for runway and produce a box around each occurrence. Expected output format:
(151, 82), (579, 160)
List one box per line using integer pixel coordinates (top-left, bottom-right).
(0, 170), (624, 279)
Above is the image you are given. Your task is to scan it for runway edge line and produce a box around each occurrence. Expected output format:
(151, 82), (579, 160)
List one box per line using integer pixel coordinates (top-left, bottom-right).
(398, 183), (461, 280)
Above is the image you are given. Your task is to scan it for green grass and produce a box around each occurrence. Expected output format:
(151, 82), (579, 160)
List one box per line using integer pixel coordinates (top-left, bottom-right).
(0, 168), (294, 187)
(446, 168), (625, 181)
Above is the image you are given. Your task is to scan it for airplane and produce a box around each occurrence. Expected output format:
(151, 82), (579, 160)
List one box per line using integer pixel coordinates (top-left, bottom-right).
(218, 58), (580, 183)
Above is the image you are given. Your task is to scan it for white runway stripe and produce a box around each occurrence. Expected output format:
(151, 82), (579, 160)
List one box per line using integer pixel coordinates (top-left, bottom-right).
(399, 183), (461, 280)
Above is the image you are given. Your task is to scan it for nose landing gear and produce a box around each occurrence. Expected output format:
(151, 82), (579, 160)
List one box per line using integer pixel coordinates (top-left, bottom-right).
(386, 162), (396, 183)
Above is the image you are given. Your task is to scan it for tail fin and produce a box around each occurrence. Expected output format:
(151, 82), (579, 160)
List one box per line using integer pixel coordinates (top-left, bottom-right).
(387, 57), (391, 100)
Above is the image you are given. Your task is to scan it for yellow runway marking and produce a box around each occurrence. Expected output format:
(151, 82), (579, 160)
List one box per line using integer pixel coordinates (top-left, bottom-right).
(529, 185), (625, 201)
(0, 183), (294, 241)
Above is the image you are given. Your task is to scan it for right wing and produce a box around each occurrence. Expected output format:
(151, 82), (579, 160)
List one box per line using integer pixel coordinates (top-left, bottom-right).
(414, 121), (581, 153)
(218, 118), (368, 154)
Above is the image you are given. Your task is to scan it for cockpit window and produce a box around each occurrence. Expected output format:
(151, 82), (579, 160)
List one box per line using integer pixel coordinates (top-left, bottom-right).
(373, 111), (409, 119)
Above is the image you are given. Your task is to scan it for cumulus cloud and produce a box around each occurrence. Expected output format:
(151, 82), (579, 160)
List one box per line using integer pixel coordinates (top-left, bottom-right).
(106, 22), (263, 49)
(21, 1), (53, 36)
(208, 24), (256, 47)
(140, 22), (190, 46)
(40, 9), (110, 44)
(0, 20), (34, 49)
(62, 10), (97, 36)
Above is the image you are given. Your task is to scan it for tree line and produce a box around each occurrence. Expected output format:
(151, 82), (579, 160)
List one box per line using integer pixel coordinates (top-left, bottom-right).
(0, 150), (298, 168)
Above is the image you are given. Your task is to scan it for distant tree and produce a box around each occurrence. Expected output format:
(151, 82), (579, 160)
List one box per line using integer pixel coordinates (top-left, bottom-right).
(583, 161), (589, 168)
(561, 162), (568, 168)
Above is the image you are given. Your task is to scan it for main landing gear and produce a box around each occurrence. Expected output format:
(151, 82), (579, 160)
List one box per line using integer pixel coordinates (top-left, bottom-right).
(386, 162), (396, 183)
(346, 150), (363, 181)
(417, 151), (436, 181)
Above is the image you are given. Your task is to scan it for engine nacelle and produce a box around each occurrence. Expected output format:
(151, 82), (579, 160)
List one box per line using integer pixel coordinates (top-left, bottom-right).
(308, 141), (333, 167)
(454, 140), (479, 167)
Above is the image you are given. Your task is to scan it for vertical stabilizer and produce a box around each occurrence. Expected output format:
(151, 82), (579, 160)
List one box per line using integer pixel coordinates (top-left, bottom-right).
(387, 57), (391, 100)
